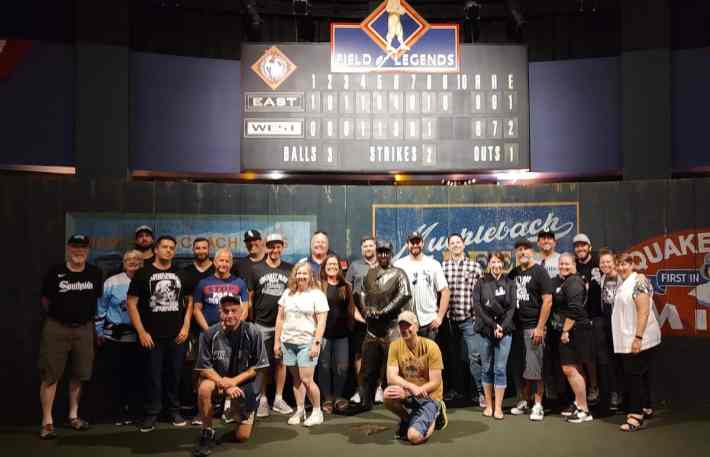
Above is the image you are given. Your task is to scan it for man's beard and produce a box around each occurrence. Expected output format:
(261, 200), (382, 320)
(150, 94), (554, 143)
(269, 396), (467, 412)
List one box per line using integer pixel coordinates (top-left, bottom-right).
(136, 244), (153, 253)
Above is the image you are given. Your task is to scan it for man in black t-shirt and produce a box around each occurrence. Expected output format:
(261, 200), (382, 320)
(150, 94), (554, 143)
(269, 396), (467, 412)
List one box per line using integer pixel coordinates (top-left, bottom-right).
(232, 230), (266, 282)
(127, 235), (193, 432)
(38, 234), (103, 439)
(247, 233), (294, 417)
(508, 239), (553, 421)
(573, 233), (602, 406)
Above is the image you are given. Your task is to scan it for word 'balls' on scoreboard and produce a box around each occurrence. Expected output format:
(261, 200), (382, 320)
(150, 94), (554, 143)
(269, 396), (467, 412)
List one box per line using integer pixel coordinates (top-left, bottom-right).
(240, 1), (528, 173)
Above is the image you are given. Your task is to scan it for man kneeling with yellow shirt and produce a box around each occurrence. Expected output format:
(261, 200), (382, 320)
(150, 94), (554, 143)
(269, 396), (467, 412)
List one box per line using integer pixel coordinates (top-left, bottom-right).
(383, 311), (447, 444)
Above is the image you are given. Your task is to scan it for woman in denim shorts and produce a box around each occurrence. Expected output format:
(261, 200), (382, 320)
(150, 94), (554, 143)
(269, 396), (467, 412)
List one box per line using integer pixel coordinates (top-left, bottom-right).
(274, 261), (329, 427)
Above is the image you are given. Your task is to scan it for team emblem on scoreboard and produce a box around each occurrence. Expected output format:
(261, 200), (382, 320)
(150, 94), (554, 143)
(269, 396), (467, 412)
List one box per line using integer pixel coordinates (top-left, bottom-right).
(331, 0), (459, 73)
(251, 46), (298, 90)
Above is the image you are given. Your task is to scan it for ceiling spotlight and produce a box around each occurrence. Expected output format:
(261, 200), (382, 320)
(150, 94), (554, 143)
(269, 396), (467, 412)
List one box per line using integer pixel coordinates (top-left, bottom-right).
(464, 1), (480, 20)
(293, 0), (310, 16)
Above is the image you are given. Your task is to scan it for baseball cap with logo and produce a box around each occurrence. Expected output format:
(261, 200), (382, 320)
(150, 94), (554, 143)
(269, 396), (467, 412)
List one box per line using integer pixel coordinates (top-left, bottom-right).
(135, 225), (153, 237)
(67, 234), (90, 246)
(572, 233), (592, 245)
(376, 239), (393, 252)
(397, 311), (419, 327)
(407, 231), (423, 242)
(514, 239), (533, 249)
(265, 233), (284, 245)
(244, 230), (262, 242)
(537, 230), (555, 240)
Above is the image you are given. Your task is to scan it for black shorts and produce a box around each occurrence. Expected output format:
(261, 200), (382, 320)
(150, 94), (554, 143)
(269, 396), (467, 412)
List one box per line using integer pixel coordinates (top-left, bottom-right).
(559, 324), (593, 366)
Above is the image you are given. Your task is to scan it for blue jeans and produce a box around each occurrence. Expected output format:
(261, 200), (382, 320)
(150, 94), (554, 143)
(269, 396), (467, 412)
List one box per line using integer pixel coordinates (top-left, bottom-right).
(477, 333), (512, 389)
(447, 319), (483, 395)
(316, 336), (349, 400)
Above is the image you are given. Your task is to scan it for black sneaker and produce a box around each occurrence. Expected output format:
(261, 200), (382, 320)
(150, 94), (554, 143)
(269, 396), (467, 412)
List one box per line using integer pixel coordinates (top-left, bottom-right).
(192, 428), (216, 457)
(172, 413), (188, 427)
(567, 409), (593, 423)
(560, 402), (578, 417)
(139, 415), (157, 433)
(394, 420), (408, 440)
(435, 400), (448, 431)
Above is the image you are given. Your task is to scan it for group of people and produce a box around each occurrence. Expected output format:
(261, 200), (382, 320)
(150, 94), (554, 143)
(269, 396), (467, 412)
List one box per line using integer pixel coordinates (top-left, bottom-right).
(37, 225), (662, 453)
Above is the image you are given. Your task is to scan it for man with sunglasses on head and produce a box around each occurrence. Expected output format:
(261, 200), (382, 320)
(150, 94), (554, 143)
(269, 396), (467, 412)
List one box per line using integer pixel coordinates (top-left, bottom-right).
(394, 232), (450, 340)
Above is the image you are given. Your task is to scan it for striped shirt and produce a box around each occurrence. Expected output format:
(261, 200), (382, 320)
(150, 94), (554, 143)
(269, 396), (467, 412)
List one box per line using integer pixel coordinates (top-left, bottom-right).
(442, 258), (483, 321)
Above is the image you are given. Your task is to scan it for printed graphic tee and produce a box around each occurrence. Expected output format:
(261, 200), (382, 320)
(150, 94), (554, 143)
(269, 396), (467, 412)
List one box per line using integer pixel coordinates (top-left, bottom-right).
(248, 261), (292, 328)
(277, 288), (329, 345)
(128, 263), (189, 339)
(193, 274), (248, 326)
(508, 263), (553, 329)
(394, 255), (448, 326)
(387, 337), (444, 401)
(42, 263), (103, 324)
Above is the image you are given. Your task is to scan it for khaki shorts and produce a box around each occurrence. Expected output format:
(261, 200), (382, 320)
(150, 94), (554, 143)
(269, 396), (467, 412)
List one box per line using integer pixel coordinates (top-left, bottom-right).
(38, 319), (94, 383)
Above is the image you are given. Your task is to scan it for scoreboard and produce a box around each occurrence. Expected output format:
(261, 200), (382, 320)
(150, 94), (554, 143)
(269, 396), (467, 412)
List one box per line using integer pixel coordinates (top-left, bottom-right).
(240, 43), (529, 173)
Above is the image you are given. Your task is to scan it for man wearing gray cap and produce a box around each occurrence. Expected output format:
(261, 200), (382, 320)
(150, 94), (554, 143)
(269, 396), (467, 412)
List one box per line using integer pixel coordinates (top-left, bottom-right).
(135, 226), (155, 263)
(345, 240), (411, 415)
(384, 310), (447, 444)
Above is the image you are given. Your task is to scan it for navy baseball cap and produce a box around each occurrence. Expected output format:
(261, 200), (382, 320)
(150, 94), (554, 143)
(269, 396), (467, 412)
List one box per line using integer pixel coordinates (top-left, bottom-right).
(67, 234), (90, 246)
(244, 230), (262, 242)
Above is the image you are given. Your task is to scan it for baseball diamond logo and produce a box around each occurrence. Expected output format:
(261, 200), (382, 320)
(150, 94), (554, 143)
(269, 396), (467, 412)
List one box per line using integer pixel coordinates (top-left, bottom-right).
(251, 46), (298, 90)
(331, 0), (459, 73)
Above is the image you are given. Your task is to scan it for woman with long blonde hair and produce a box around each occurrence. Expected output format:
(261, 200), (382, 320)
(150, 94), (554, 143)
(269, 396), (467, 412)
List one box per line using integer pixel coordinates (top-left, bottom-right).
(274, 261), (329, 427)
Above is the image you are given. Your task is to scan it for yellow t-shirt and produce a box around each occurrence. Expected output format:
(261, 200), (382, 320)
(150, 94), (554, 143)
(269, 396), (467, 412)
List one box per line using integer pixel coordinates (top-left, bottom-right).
(387, 337), (444, 401)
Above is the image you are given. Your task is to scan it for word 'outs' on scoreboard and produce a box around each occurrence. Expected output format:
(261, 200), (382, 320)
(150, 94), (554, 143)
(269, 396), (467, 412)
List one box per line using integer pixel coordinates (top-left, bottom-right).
(240, 0), (529, 173)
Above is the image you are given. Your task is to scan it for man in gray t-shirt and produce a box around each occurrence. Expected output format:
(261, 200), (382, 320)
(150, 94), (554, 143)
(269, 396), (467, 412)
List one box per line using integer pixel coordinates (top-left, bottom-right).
(192, 296), (269, 456)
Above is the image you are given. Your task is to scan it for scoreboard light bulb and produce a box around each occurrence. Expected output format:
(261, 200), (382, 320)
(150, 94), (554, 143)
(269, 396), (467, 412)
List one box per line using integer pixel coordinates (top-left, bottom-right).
(267, 171), (286, 180)
(394, 174), (407, 183)
(241, 171), (257, 180)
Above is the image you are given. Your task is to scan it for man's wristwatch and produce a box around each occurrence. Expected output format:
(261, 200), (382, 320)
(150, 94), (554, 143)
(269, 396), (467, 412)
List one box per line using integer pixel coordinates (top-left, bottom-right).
(634, 335), (643, 340)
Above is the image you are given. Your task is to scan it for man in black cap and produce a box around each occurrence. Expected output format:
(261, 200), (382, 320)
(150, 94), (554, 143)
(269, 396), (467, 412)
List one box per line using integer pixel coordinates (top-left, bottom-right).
(39, 234), (104, 439)
(508, 239), (553, 421)
(135, 225), (155, 263)
(232, 230), (266, 282)
(345, 240), (411, 415)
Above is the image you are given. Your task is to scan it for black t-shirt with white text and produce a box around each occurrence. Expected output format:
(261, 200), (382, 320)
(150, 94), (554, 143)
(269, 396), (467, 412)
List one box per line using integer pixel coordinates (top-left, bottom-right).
(576, 255), (602, 319)
(247, 261), (292, 327)
(128, 263), (189, 339)
(42, 263), (103, 324)
(509, 263), (553, 329)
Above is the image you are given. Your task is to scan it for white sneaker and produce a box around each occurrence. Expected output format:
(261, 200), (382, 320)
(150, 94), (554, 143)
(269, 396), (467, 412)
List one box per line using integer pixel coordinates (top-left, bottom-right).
(350, 392), (361, 404)
(510, 400), (529, 415)
(478, 393), (486, 409)
(303, 409), (324, 427)
(374, 386), (384, 404)
(529, 403), (544, 421)
(272, 397), (294, 415)
(222, 399), (235, 424)
(256, 397), (270, 418)
(567, 408), (593, 423)
(287, 409), (306, 425)
(191, 417), (203, 426)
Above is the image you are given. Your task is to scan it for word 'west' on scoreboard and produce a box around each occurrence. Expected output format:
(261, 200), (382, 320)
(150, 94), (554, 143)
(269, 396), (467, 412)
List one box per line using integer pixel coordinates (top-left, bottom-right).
(240, 1), (529, 173)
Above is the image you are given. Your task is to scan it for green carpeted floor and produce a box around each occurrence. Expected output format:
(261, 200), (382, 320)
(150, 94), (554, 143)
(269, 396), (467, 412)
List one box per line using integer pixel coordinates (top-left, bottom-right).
(2, 406), (707, 457)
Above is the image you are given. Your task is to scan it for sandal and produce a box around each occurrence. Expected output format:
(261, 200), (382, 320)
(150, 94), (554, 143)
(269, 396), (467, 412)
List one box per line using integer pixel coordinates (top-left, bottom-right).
(334, 399), (349, 414)
(68, 417), (90, 431)
(40, 423), (56, 439)
(482, 408), (493, 418)
(620, 414), (645, 432)
(322, 401), (334, 415)
(494, 412), (505, 420)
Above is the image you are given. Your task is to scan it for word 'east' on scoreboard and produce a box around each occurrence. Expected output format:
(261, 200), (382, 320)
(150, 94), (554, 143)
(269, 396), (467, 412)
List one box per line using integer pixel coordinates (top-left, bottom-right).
(240, 43), (529, 173)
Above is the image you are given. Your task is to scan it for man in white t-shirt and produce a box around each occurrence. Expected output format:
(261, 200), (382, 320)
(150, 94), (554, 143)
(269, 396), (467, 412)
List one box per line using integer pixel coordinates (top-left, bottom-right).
(535, 230), (560, 279)
(394, 231), (450, 340)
